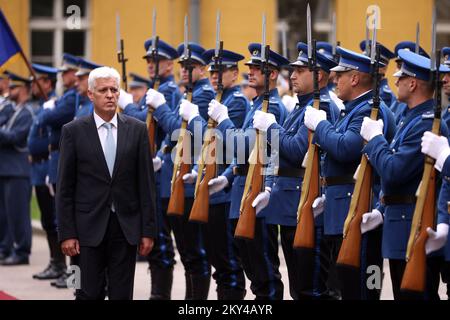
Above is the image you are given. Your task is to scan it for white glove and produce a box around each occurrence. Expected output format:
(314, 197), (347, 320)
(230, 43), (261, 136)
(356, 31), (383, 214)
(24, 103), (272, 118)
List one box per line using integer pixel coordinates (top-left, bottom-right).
(118, 89), (133, 110)
(45, 175), (55, 197)
(360, 117), (384, 142)
(179, 99), (199, 123)
(152, 157), (162, 172)
(425, 223), (449, 255)
(361, 209), (383, 234)
(208, 175), (228, 195)
(145, 88), (166, 109)
(253, 110), (276, 132)
(43, 99), (55, 110)
(312, 194), (326, 218)
(208, 99), (228, 124)
(304, 106), (327, 131)
(282, 95), (298, 113)
(182, 169), (198, 184)
(252, 187), (271, 215)
(421, 131), (450, 172)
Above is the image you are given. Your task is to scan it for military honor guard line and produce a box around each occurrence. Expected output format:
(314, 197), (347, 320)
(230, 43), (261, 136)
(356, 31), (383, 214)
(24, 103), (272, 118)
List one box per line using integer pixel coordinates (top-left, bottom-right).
(1, 4), (450, 300)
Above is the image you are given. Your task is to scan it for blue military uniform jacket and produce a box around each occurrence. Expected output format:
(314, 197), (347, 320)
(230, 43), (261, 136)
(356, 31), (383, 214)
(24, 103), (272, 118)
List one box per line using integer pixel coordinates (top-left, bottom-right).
(216, 88), (287, 219)
(28, 93), (56, 186)
(153, 78), (215, 199)
(380, 78), (397, 109)
(0, 102), (34, 178)
(187, 85), (250, 204)
(75, 95), (93, 119)
(39, 87), (78, 183)
(312, 90), (396, 235)
(262, 88), (340, 226)
(0, 100), (14, 126)
(363, 99), (448, 259)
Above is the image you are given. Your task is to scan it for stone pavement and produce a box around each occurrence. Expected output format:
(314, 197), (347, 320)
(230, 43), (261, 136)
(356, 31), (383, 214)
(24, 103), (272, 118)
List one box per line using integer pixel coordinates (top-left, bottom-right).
(0, 228), (447, 300)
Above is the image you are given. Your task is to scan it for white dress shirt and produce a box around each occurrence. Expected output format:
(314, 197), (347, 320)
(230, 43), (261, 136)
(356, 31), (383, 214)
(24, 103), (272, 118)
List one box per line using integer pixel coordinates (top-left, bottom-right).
(93, 111), (118, 156)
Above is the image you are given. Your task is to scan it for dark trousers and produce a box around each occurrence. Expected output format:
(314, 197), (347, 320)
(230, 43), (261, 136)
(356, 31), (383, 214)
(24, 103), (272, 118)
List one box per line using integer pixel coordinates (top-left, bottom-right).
(147, 195), (175, 269)
(75, 212), (137, 300)
(321, 234), (343, 299)
(0, 177), (31, 257)
(281, 225), (327, 299)
(236, 218), (283, 300)
(441, 261), (450, 300)
(389, 256), (443, 300)
(35, 185), (57, 235)
(166, 197), (210, 277)
(0, 179), (11, 256)
(203, 202), (246, 299)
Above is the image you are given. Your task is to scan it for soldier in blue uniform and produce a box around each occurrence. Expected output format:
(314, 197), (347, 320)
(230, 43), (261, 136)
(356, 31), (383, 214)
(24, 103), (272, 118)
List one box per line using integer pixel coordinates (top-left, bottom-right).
(441, 47), (450, 130)
(360, 49), (449, 300)
(251, 42), (339, 299)
(32, 54), (79, 280)
(205, 43), (288, 299)
(0, 72), (34, 266)
(304, 47), (396, 299)
(141, 42), (214, 299)
(128, 72), (150, 104)
(391, 41), (431, 123)
(117, 39), (181, 300)
(179, 48), (250, 299)
(74, 59), (101, 119)
(0, 72), (13, 127)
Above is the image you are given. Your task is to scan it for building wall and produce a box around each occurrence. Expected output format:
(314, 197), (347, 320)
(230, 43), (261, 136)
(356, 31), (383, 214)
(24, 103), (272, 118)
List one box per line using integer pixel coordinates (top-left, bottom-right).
(336, 0), (433, 92)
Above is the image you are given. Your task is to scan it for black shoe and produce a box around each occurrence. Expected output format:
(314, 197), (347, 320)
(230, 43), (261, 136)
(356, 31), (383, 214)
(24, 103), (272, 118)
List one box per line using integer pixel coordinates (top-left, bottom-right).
(53, 273), (69, 289)
(0, 254), (29, 266)
(0, 252), (10, 262)
(33, 262), (66, 280)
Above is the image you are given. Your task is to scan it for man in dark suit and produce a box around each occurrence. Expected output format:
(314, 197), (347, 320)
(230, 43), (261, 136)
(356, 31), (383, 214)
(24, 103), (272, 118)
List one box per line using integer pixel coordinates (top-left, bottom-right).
(56, 66), (156, 300)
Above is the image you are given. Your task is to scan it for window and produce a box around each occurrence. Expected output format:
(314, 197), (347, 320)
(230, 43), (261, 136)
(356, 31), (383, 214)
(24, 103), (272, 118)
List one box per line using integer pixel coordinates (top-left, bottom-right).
(437, 0), (450, 56)
(29, 0), (90, 67)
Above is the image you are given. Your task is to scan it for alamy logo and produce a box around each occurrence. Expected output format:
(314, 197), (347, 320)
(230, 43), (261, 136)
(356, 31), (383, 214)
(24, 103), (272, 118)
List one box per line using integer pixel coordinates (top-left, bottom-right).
(366, 265), (382, 290)
(66, 265), (81, 289)
(66, 5), (81, 30)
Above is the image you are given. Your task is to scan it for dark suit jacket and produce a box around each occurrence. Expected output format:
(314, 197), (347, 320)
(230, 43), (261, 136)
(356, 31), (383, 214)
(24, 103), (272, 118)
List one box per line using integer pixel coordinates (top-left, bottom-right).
(56, 113), (156, 247)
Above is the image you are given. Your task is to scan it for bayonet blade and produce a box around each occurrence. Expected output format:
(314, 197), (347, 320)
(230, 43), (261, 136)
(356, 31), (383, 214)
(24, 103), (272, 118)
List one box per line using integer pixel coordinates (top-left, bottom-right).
(215, 10), (221, 58)
(184, 14), (189, 59)
(370, 9), (377, 64)
(116, 12), (121, 53)
(332, 12), (337, 56)
(431, 6), (437, 71)
(261, 13), (266, 62)
(151, 8), (157, 52)
(365, 13), (370, 56)
(415, 22), (420, 54)
(307, 4), (312, 60)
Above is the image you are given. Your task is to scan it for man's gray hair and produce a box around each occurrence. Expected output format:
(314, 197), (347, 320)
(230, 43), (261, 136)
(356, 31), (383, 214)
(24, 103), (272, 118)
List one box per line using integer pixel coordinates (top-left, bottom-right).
(88, 67), (121, 91)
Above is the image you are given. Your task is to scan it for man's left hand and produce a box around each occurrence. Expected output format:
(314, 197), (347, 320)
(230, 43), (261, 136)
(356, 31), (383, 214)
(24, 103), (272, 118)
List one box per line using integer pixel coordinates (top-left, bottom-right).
(118, 89), (133, 110)
(304, 106), (326, 131)
(360, 117), (384, 142)
(179, 99), (199, 123)
(139, 237), (154, 256)
(253, 110), (276, 132)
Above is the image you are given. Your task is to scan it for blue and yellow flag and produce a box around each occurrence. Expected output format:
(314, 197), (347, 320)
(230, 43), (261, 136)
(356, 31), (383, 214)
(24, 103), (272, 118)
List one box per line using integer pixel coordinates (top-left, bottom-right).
(0, 9), (21, 68)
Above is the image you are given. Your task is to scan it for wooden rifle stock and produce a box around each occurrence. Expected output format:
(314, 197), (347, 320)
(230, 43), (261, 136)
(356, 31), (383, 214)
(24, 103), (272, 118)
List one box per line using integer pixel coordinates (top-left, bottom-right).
(146, 79), (160, 157)
(189, 91), (222, 223)
(167, 91), (193, 216)
(234, 99), (269, 240)
(293, 98), (321, 249)
(400, 118), (439, 293)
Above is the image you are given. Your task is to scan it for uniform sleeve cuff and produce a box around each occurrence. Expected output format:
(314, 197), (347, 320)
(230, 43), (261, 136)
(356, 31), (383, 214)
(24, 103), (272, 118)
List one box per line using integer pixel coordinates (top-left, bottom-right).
(435, 148), (450, 172)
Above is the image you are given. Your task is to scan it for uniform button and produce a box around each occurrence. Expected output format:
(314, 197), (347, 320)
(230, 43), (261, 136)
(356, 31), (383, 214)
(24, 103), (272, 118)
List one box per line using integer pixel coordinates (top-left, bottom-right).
(401, 215), (405, 219)
(296, 186), (300, 189)
(341, 112), (345, 117)
(347, 192), (351, 196)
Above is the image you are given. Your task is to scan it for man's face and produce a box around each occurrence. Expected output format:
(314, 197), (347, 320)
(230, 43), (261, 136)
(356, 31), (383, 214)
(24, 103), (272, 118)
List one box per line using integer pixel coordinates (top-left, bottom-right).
(75, 74), (89, 96)
(180, 62), (204, 85)
(146, 57), (171, 78)
(334, 71), (354, 101)
(248, 65), (264, 89)
(8, 86), (21, 101)
(31, 77), (51, 97)
(209, 68), (237, 90)
(395, 76), (413, 103)
(61, 69), (77, 88)
(88, 77), (119, 116)
(130, 86), (147, 104)
(290, 66), (313, 94)
(0, 78), (9, 94)
(443, 73), (450, 97)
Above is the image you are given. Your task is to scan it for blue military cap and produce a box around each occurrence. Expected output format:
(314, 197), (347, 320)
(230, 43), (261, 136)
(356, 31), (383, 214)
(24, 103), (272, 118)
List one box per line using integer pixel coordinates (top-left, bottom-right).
(394, 41), (430, 60)
(393, 49), (450, 81)
(177, 42), (207, 65)
(143, 38), (179, 60)
(245, 43), (290, 69)
(330, 47), (383, 74)
(7, 71), (31, 87)
(128, 72), (151, 88)
(75, 58), (103, 76)
(359, 40), (395, 64)
(31, 63), (58, 80)
(316, 41), (335, 60)
(290, 42), (337, 73)
(443, 47), (450, 66)
(202, 49), (245, 72)
(59, 53), (80, 72)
